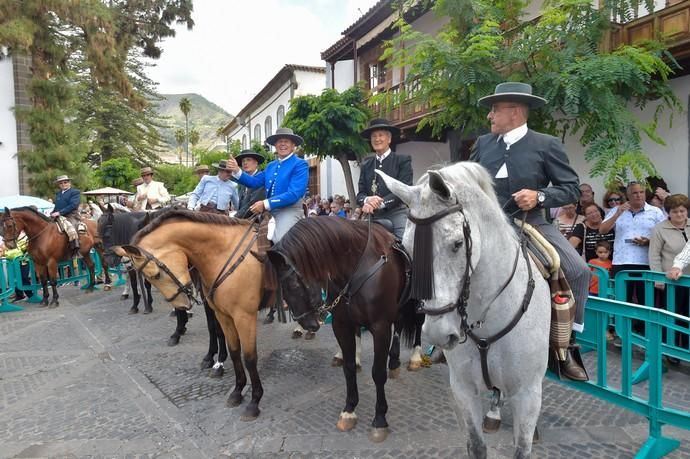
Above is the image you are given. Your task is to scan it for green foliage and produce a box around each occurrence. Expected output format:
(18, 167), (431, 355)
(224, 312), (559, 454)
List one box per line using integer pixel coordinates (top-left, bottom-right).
(385, 0), (681, 185)
(155, 164), (198, 197)
(95, 157), (139, 189)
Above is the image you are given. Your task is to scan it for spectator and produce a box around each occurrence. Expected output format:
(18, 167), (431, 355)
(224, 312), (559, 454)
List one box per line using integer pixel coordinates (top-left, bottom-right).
(569, 203), (615, 261)
(645, 176), (670, 212)
(576, 183), (605, 218)
(318, 199), (330, 216)
(133, 167), (170, 211)
(588, 240), (613, 296)
(650, 194), (690, 353)
(351, 207), (363, 220)
(329, 201), (347, 218)
(553, 203), (584, 237)
(602, 189), (625, 213)
(599, 181), (666, 305)
(343, 202), (352, 219)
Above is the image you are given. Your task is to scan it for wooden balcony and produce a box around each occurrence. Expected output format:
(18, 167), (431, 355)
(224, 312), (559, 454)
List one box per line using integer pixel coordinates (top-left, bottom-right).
(610, 0), (690, 60)
(368, 80), (432, 131)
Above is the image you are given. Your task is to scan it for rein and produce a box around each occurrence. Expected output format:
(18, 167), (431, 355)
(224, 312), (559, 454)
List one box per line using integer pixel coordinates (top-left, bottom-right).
(134, 245), (201, 306)
(2, 214), (53, 246)
(206, 215), (260, 303)
(411, 202), (536, 391)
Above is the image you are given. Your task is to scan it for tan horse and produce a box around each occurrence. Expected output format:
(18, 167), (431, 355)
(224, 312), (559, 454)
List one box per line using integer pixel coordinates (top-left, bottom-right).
(114, 209), (267, 420)
(0, 206), (110, 307)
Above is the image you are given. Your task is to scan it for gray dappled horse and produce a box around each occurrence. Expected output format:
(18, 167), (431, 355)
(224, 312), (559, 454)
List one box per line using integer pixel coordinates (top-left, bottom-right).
(379, 162), (550, 459)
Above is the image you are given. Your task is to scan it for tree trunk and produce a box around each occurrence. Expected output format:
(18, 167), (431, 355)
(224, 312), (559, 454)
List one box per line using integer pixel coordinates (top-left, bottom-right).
(335, 153), (357, 205)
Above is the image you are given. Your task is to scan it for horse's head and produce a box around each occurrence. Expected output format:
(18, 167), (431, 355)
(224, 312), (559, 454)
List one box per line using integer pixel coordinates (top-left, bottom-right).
(379, 164), (497, 349)
(114, 243), (195, 310)
(0, 207), (20, 249)
(266, 249), (321, 333)
(97, 205), (120, 267)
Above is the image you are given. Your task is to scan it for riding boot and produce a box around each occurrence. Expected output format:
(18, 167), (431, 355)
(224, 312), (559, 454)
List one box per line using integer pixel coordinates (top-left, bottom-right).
(558, 333), (589, 382)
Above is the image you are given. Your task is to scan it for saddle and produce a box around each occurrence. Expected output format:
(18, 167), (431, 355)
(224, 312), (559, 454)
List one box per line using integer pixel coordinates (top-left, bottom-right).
(513, 219), (575, 355)
(55, 217), (86, 238)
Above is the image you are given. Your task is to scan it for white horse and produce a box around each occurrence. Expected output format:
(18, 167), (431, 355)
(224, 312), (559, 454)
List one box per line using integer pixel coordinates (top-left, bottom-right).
(379, 162), (550, 459)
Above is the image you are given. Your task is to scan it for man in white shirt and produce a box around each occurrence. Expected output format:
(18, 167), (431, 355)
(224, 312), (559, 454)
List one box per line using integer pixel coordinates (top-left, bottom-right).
(133, 167), (170, 211)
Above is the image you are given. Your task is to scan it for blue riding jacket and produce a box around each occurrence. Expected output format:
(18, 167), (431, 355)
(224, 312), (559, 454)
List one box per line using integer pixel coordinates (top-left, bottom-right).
(53, 188), (81, 216)
(235, 153), (308, 210)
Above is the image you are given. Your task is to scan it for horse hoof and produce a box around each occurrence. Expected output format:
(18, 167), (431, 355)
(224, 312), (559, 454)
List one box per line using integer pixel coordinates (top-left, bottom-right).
(291, 330), (303, 339)
(336, 412), (357, 432)
(128, 307), (139, 315)
(304, 331), (316, 340)
(407, 360), (422, 371)
(331, 356), (343, 367)
(120, 294), (129, 300)
(167, 335), (180, 346)
(482, 415), (501, 434)
(369, 427), (389, 443)
(209, 367), (224, 378)
(103, 284), (112, 291)
(143, 307), (153, 315)
(200, 359), (214, 370)
(240, 406), (260, 421)
(226, 392), (243, 407)
(388, 367), (400, 379)
(263, 315), (275, 324)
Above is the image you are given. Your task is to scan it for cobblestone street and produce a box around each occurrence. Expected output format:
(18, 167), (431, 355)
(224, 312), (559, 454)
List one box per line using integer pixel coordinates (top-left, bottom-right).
(1, 287), (689, 458)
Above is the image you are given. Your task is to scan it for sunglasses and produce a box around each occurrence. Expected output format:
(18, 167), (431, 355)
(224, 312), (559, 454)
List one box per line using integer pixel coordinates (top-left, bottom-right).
(607, 197), (621, 202)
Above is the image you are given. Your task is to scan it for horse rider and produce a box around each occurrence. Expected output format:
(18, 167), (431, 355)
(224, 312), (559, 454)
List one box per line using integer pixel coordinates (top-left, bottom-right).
(133, 167), (170, 211)
(227, 127), (308, 242)
(194, 164), (210, 180)
(227, 127), (310, 337)
(356, 118), (413, 240)
(187, 160), (239, 214)
(471, 81), (589, 381)
(50, 175), (82, 256)
(233, 150), (266, 219)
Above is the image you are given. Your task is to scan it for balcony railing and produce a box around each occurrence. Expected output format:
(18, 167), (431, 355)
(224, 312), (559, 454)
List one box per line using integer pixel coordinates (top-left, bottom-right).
(609, 0), (690, 58)
(368, 80), (431, 128)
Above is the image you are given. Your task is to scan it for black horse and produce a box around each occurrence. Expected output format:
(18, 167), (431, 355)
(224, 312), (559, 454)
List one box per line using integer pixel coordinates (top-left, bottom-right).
(267, 217), (418, 443)
(98, 207), (228, 374)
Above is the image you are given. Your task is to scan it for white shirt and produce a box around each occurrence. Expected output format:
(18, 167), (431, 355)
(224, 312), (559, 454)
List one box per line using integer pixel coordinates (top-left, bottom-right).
(495, 124), (528, 178)
(673, 240), (690, 270)
(603, 203), (666, 265)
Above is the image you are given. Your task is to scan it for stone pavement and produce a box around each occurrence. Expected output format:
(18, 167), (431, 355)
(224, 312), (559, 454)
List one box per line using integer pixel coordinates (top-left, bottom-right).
(1, 286), (689, 459)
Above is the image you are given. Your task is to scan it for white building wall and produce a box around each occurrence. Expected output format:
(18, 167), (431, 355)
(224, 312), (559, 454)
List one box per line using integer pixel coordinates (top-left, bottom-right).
(326, 60), (355, 91)
(294, 70), (325, 98)
(319, 157), (361, 199)
(0, 58), (20, 196)
(397, 140), (451, 182)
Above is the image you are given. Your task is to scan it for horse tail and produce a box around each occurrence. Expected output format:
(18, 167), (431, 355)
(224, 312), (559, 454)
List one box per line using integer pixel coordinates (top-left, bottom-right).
(397, 298), (419, 348)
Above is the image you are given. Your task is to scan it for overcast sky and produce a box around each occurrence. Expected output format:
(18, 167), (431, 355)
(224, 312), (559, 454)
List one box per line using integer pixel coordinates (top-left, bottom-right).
(145, 0), (378, 115)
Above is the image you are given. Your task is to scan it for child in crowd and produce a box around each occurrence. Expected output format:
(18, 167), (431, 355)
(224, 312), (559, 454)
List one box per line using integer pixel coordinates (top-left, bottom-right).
(588, 240), (613, 296)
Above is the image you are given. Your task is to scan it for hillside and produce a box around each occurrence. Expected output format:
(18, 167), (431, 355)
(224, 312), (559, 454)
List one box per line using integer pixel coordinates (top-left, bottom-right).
(155, 93), (232, 162)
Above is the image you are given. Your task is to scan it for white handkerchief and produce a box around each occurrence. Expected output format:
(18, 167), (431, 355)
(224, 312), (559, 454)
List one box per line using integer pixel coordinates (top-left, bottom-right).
(495, 163), (508, 179)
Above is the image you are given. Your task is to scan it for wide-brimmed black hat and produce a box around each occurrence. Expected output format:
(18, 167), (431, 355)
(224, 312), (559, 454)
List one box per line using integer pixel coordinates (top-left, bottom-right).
(265, 127), (304, 146)
(212, 160), (233, 171)
(478, 82), (547, 109)
(234, 150), (265, 165)
(360, 118), (400, 140)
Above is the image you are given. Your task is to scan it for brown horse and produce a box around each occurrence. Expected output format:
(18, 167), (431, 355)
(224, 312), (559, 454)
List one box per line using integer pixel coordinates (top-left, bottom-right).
(0, 207), (109, 307)
(114, 209), (268, 420)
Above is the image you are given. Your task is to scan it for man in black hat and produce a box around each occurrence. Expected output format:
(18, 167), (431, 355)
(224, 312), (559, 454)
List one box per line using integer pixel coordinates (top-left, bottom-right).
(471, 82), (589, 381)
(356, 118), (413, 240)
(233, 150), (266, 219)
(51, 175), (82, 255)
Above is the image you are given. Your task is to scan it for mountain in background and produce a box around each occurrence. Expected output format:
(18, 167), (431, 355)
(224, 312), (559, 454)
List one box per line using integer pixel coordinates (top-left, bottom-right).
(155, 93), (232, 163)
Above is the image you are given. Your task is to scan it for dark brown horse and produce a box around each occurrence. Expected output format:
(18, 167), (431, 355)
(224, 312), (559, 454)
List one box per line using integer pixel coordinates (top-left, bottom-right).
(0, 207), (110, 306)
(267, 216), (418, 443)
(115, 209), (269, 420)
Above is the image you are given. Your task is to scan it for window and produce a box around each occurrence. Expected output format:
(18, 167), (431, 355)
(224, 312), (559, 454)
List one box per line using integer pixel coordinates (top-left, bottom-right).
(254, 124), (262, 143)
(265, 116), (273, 138)
(277, 105), (285, 127)
(242, 134), (247, 149)
(368, 60), (387, 91)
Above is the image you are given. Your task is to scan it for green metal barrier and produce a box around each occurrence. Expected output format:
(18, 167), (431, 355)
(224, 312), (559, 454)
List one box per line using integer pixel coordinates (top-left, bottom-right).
(0, 258), (22, 313)
(613, 271), (690, 385)
(562, 295), (690, 458)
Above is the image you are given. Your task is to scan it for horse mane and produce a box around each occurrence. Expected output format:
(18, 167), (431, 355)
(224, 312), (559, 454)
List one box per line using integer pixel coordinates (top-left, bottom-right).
(274, 217), (395, 285)
(440, 162), (509, 221)
(132, 208), (250, 244)
(10, 206), (52, 222)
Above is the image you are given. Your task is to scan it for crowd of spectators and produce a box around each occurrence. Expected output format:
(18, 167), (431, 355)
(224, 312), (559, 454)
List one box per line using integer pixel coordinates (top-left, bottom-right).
(304, 194), (363, 220)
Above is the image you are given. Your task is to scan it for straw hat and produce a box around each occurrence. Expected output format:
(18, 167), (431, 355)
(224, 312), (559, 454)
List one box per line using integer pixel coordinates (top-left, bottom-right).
(54, 175), (72, 183)
(140, 166), (154, 176)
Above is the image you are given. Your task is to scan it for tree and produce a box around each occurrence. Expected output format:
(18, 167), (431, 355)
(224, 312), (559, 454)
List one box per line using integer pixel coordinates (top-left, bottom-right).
(155, 164), (198, 196)
(0, 0), (193, 194)
(179, 97), (192, 166)
(282, 86), (371, 203)
(95, 157), (139, 189)
(174, 128), (186, 165)
(382, 0), (680, 186)
(189, 128), (200, 165)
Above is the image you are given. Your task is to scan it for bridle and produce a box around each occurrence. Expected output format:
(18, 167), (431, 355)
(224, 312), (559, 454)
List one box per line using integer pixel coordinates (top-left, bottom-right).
(408, 200), (535, 392)
(132, 245), (201, 306)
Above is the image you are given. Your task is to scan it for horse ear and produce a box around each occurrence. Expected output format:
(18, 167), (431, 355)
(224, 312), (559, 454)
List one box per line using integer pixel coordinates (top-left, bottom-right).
(113, 245), (142, 257)
(375, 170), (416, 206)
(428, 170), (452, 201)
(143, 212), (152, 225)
